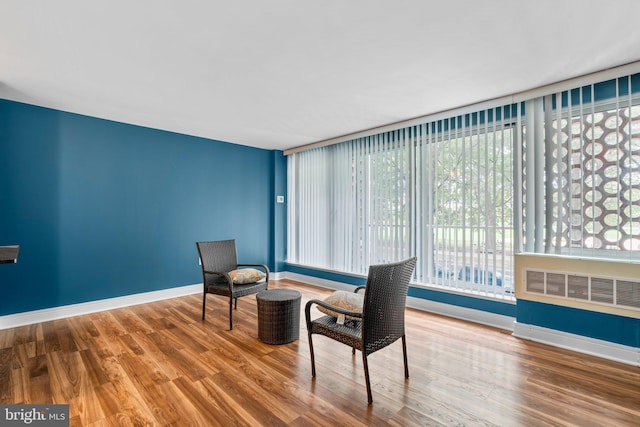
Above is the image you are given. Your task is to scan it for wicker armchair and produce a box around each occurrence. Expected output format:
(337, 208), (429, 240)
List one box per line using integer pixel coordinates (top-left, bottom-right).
(196, 240), (269, 330)
(305, 257), (417, 404)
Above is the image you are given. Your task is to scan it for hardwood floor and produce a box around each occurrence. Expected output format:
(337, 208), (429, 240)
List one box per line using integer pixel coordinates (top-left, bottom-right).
(0, 280), (638, 426)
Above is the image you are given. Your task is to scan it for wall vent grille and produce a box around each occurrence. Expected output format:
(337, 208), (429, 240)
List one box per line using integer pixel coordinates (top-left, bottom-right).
(525, 269), (640, 311)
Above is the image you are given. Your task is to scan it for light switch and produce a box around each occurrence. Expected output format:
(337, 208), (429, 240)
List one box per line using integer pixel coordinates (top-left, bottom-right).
(276, 195), (285, 203)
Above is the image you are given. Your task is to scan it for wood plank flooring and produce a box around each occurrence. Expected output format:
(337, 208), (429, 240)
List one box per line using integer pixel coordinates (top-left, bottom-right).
(0, 280), (638, 426)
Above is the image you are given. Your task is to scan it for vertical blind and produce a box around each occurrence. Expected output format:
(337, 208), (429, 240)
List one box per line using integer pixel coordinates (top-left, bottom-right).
(288, 71), (640, 299)
(288, 132), (412, 274)
(288, 106), (516, 298)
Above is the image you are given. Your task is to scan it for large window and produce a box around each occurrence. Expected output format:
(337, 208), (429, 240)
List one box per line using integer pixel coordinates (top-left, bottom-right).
(287, 107), (515, 298)
(419, 111), (514, 296)
(287, 71), (640, 299)
(287, 133), (412, 274)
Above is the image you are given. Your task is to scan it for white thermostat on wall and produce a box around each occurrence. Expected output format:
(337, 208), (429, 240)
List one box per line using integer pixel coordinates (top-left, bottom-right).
(276, 196), (285, 203)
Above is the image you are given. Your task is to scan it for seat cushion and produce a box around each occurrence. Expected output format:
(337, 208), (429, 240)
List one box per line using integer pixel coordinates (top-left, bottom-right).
(229, 268), (266, 284)
(317, 290), (364, 322)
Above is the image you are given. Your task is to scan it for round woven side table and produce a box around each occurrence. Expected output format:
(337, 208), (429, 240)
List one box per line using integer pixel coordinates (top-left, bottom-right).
(256, 289), (301, 344)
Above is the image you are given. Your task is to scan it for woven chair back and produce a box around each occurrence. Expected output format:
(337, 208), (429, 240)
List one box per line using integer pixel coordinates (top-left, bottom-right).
(196, 240), (238, 284)
(362, 257), (417, 355)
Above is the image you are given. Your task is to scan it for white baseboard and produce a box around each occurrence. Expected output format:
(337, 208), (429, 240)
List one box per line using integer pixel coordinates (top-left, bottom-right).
(270, 271), (287, 281)
(280, 271), (362, 292)
(0, 284), (202, 330)
(0, 272), (297, 330)
(280, 271), (515, 331)
(407, 295), (515, 331)
(513, 322), (640, 367)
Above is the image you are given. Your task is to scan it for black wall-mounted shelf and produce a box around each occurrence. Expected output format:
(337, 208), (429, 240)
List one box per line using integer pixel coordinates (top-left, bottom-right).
(0, 245), (19, 264)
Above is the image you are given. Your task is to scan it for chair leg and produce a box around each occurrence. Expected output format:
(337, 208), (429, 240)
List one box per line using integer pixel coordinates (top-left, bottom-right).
(352, 347), (356, 355)
(234, 297), (238, 309)
(229, 298), (233, 330)
(402, 335), (409, 378)
(202, 293), (206, 320)
(362, 352), (373, 404)
(308, 332), (316, 377)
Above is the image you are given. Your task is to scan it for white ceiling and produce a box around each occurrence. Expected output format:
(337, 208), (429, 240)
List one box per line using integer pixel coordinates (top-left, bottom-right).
(2, 1), (640, 151)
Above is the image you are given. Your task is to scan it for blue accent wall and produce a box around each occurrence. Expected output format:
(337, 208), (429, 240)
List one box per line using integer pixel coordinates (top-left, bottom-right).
(409, 287), (516, 317)
(270, 151), (287, 273)
(0, 99), (282, 316)
(517, 300), (639, 348)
